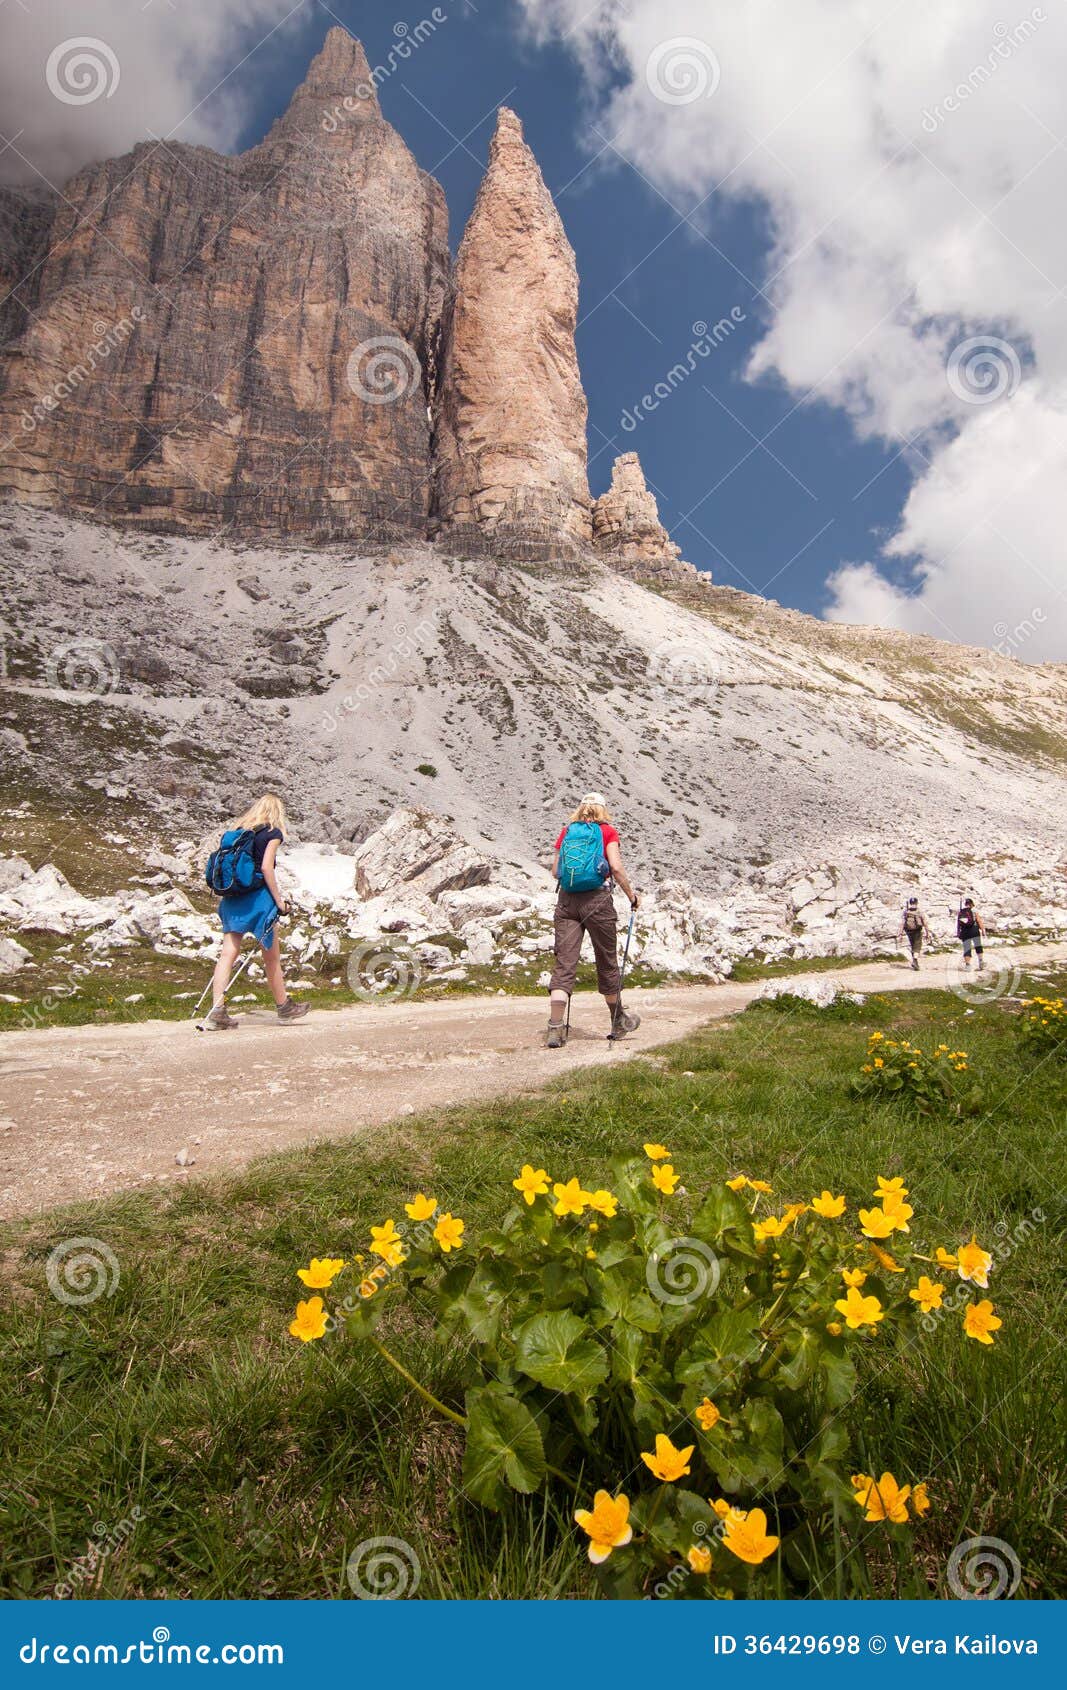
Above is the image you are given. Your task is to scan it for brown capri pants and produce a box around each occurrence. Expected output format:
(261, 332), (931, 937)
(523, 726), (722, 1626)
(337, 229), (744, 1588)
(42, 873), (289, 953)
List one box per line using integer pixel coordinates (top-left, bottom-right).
(549, 888), (620, 997)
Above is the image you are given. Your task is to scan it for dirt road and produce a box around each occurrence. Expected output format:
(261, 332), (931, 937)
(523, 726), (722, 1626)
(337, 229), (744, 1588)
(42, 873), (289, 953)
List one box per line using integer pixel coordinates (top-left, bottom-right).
(1, 944), (1061, 1219)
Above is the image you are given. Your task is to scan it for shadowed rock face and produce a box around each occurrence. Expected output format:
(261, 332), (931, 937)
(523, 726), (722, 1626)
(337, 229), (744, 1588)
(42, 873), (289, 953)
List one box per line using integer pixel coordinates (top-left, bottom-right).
(431, 107), (592, 559)
(0, 29), (449, 541)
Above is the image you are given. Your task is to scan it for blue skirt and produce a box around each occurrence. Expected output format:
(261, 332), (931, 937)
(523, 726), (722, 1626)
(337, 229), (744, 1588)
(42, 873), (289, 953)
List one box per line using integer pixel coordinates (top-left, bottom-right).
(219, 885), (279, 948)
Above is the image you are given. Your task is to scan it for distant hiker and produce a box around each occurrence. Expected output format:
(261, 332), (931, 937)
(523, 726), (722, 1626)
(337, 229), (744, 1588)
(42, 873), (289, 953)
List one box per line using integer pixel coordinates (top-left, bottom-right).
(957, 897), (986, 970)
(546, 793), (640, 1048)
(898, 896), (931, 970)
(203, 793), (308, 1030)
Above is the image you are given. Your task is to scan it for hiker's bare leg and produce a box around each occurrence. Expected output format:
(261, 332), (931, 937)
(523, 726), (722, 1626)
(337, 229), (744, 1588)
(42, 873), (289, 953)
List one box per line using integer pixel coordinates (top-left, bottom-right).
(261, 940), (287, 1007)
(211, 932), (242, 1005)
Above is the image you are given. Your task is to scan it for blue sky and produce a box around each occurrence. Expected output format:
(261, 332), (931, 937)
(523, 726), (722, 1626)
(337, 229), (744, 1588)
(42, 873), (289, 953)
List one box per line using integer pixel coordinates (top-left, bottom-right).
(235, 0), (911, 614)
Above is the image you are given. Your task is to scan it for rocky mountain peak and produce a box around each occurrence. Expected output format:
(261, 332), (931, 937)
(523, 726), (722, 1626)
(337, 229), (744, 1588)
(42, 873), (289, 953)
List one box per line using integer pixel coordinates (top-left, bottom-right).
(431, 103), (592, 558)
(257, 27), (380, 151)
(592, 452), (690, 579)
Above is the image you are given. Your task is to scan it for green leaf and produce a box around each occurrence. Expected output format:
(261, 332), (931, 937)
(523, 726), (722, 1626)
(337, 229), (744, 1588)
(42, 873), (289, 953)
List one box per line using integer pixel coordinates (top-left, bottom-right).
(820, 1345), (858, 1409)
(513, 1311), (609, 1399)
(541, 1259), (590, 1310)
(439, 1259), (515, 1344)
(462, 1387), (547, 1509)
(778, 1326), (822, 1390)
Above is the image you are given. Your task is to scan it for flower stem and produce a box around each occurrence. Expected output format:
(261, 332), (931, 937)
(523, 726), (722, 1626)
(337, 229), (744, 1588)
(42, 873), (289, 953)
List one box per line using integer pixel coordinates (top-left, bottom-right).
(369, 1337), (467, 1427)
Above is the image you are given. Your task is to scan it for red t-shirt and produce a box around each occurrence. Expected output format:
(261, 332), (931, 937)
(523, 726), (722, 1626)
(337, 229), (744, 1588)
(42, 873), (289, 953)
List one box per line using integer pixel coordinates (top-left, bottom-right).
(555, 822), (619, 852)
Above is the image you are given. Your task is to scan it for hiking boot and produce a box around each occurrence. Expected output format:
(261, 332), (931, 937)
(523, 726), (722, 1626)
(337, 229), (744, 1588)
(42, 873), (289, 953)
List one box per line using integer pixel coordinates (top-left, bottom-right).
(202, 1004), (238, 1031)
(911, 956), (920, 970)
(609, 1008), (641, 1039)
(977, 956), (985, 971)
(277, 998), (309, 1023)
(546, 1021), (566, 1049)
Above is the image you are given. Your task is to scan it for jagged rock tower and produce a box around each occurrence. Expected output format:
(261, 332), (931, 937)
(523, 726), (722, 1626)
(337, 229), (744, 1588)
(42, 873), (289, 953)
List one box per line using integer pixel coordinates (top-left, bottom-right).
(592, 452), (691, 578)
(0, 30), (449, 539)
(431, 107), (592, 559)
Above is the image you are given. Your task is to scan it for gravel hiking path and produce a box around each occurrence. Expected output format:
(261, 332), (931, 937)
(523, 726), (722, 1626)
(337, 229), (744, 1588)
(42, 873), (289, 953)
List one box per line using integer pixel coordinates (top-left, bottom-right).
(1, 943), (1062, 1220)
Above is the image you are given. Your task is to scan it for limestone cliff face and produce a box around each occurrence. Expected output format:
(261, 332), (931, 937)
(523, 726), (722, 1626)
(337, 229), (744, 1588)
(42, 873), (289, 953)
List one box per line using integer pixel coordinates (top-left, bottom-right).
(593, 452), (699, 579)
(431, 107), (592, 558)
(0, 30), (449, 541)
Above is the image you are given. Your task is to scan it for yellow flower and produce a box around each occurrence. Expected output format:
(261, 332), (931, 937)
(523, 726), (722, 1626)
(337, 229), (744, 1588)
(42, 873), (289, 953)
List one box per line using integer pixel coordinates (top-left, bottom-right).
(748, 1179), (773, 1194)
(841, 1268), (867, 1289)
(854, 1471), (911, 1523)
(725, 1175), (748, 1191)
(585, 1247), (597, 1260)
(935, 1246), (959, 1270)
(369, 1220), (405, 1267)
(753, 1214), (789, 1243)
(880, 1190), (914, 1232)
(868, 1031), (884, 1042)
(963, 1298), (1002, 1344)
(911, 1482), (932, 1517)
(875, 1176), (908, 1199)
(574, 1491), (633, 1564)
(289, 1296), (328, 1343)
(512, 1165), (550, 1205)
(586, 1189), (619, 1218)
(553, 1178), (590, 1217)
(643, 1143), (671, 1161)
(687, 1544), (713, 1574)
(710, 1498), (745, 1521)
(358, 1276), (381, 1299)
(297, 1256), (346, 1289)
(404, 1193), (437, 1221)
(695, 1397), (722, 1431)
(868, 1243), (904, 1273)
(781, 1202), (808, 1224)
(722, 1506), (780, 1564)
(433, 1213), (465, 1253)
(908, 1275), (944, 1313)
(957, 1234), (993, 1289)
(833, 1286), (885, 1330)
(640, 1433), (694, 1483)
(812, 1190), (846, 1218)
(826, 1321), (843, 1336)
(858, 1205), (895, 1240)
(651, 1163), (680, 1195)
(872, 1057), (885, 1069)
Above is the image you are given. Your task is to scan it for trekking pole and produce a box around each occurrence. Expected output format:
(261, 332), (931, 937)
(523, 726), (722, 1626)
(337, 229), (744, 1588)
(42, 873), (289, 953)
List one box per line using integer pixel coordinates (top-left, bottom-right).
(193, 907), (282, 1031)
(607, 906), (636, 1043)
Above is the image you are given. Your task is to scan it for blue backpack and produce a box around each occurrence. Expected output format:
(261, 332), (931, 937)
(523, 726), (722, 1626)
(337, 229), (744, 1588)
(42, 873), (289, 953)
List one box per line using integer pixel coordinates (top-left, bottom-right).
(205, 828), (264, 896)
(557, 821), (610, 893)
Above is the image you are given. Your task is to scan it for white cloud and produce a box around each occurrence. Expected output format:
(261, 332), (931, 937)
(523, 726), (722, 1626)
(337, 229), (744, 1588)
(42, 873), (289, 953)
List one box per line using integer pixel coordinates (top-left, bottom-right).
(0, 0), (304, 189)
(520, 0), (1067, 659)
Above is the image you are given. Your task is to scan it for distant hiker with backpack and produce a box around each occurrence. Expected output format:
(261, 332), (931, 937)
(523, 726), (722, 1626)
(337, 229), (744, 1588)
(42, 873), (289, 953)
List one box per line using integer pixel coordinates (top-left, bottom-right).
(202, 793), (308, 1030)
(546, 793), (640, 1048)
(898, 896), (931, 970)
(957, 898), (986, 969)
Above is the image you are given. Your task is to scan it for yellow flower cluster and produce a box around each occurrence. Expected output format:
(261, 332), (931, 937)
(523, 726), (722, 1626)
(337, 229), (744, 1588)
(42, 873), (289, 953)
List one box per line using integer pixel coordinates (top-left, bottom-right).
(851, 1472), (931, 1523)
(288, 1194), (465, 1340)
(575, 1473), (779, 1568)
(861, 1032), (968, 1074)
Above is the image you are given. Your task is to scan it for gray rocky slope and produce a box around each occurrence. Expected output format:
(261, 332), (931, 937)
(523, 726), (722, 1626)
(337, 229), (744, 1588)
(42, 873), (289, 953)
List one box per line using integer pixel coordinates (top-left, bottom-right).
(1, 500), (1065, 976)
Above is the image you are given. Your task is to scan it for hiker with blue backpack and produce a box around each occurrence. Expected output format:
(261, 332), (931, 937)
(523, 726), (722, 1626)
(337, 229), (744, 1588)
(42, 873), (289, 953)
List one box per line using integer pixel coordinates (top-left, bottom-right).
(546, 793), (640, 1048)
(202, 793), (308, 1031)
